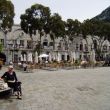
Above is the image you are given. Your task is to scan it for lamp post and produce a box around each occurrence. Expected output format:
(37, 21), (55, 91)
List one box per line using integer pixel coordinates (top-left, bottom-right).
(65, 27), (70, 61)
(28, 23), (33, 49)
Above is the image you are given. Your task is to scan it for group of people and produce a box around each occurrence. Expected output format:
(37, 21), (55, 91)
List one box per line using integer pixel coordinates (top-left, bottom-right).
(0, 65), (22, 99)
(18, 61), (34, 72)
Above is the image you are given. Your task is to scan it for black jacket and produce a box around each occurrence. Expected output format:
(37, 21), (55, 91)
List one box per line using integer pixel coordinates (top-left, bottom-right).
(1, 71), (18, 82)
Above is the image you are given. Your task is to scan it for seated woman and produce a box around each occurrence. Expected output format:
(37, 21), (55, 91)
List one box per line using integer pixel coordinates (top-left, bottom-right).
(0, 65), (22, 99)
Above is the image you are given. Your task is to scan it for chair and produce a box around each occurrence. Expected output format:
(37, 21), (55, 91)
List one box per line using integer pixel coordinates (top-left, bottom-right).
(15, 81), (22, 99)
(8, 81), (22, 99)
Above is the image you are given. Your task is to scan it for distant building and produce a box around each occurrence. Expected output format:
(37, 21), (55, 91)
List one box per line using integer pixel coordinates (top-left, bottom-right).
(0, 25), (110, 63)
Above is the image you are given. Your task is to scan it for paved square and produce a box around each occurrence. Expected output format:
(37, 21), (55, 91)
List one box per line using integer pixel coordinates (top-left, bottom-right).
(0, 67), (110, 110)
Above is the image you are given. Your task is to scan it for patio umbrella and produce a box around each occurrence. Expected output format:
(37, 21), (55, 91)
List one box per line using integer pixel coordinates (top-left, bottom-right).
(55, 53), (58, 60)
(28, 53), (33, 62)
(23, 54), (27, 62)
(52, 53), (56, 60)
(73, 52), (76, 60)
(35, 51), (38, 63)
(93, 50), (96, 62)
(20, 54), (24, 61)
(70, 51), (73, 62)
(39, 54), (49, 58)
(57, 52), (61, 62)
(65, 52), (67, 61)
(49, 53), (52, 62)
(91, 49), (96, 62)
(81, 52), (84, 60)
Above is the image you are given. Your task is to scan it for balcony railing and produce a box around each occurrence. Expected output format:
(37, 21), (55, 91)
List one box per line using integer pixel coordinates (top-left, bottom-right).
(42, 46), (53, 50)
(8, 44), (33, 50)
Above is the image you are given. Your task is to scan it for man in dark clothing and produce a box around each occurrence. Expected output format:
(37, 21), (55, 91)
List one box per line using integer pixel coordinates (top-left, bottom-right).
(0, 65), (22, 99)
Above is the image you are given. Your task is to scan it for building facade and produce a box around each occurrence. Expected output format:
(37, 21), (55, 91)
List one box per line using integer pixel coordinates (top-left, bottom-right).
(0, 25), (110, 64)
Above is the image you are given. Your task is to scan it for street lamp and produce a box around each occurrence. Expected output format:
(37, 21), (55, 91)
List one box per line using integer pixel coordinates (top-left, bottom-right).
(28, 23), (34, 49)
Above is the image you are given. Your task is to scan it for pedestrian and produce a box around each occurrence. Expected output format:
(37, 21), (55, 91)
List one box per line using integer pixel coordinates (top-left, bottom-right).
(23, 62), (27, 71)
(9, 61), (13, 66)
(18, 61), (22, 68)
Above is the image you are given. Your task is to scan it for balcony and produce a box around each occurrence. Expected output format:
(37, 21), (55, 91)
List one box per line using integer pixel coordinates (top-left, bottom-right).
(57, 45), (62, 51)
(7, 44), (19, 50)
(42, 46), (53, 50)
(8, 44), (33, 51)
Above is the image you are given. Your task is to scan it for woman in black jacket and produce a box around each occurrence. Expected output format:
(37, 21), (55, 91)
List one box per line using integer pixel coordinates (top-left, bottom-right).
(1, 65), (18, 91)
(0, 65), (22, 99)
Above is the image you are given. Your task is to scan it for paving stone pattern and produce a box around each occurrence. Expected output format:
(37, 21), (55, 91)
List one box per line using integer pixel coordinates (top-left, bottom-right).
(0, 67), (110, 110)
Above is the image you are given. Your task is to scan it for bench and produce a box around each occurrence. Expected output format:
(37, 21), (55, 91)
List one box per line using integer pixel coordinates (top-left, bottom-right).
(0, 87), (12, 97)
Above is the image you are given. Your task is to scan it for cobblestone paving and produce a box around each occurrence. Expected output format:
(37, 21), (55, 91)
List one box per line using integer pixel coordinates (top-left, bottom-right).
(0, 67), (110, 110)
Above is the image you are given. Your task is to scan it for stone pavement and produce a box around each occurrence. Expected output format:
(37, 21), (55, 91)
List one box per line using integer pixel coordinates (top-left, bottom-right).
(0, 67), (110, 110)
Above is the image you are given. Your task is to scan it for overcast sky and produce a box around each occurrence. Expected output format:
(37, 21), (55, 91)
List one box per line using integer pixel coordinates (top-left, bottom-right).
(11, 0), (110, 24)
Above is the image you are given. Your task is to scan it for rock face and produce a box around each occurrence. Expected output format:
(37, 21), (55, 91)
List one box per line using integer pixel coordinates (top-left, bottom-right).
(93, 6), (110, 22)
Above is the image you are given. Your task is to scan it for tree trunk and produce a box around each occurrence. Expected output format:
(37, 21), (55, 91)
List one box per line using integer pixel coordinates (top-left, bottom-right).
(30, 35), (33, 49)
(39, 33), (42, 55)
(85, 38), (88, 47)
(53, 38), (55, 50)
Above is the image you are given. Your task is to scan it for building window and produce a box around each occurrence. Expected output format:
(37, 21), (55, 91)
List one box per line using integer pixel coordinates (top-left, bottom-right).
(20, 40), (24, 46)
(13, 40), (18, 48)
(80, 55), (82, 59)
(43, 42), (48, 46)
(61, 55), (65, 61)
(43, 39), (48, 47)
(14, 54), (18, 63)
(67, 55), (70, 61)
(1, 39), (4, 45)
(65, 46), (68, 50)
(58, 42), (61, 50)
(93, 40), (97, 50)
(103, 45), (107, 51)
(80, 44), (83, 51)
(76, 44), (79, 51)
(91, 44), (93, 50)
(65, 42), (68, 50)
(49, 42), (53, 46)
(27, 40), (32, 49)
(109, 46), (110, 51)
(85, 44), (88, 51)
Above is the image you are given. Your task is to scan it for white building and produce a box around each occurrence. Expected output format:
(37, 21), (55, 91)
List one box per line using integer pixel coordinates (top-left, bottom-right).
(0, 25), (110, 63)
